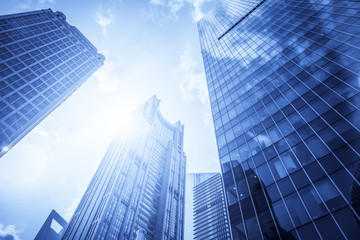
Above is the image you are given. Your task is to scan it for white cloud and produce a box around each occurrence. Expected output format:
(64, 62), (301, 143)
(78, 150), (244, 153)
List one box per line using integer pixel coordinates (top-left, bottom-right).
(247, 131), (271, 149)
(150, 0), (167, 5)
(15, 0), (32, 10)
(140, 7), (168, 26)
(187, 0), (212, 21)
(38, 0), (56, 4)
(202, 111), (211, 126)
(94, 60), (121, 92)
(0, 144), (49, 184)
(63, 184), (86, 221)
(177, 50), (208, 104)
(0, 224), (20, 240)
(94, 7), (114, 36)
(33, 126), (49, 138)
(63, 198), (79, 222)
(149, 0), (212, 21)
(168, 0), (185, 16)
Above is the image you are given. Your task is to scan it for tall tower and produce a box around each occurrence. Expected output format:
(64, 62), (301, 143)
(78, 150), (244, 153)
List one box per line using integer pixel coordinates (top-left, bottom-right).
(62, 96), (186, 240)
(198, 0), (360, 239)
(192, 173), (231, 240)
(184, 172), (223, 240)
(0, 9), (104, 157)
(34, 210), (68, 240)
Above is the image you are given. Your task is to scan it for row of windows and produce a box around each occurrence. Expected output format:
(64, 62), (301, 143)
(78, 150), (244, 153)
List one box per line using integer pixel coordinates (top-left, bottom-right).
(64, 110), (186, 239)
(0, 10), (103, 149)
(0, 13), (49, 30)
(199, 0), (360, 239)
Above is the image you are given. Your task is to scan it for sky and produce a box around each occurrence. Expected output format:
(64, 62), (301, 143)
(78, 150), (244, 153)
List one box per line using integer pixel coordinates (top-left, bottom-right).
(0, 0), (219, 239)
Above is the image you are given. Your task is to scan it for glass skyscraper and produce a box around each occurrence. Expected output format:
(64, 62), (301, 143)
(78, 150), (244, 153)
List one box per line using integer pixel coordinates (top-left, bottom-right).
(62, 96), (186, 240)
(193, 173), (231, 240)
(35, 210), (68, 240)
(0, 9), (104, 157)
(198, 0), (360, 239)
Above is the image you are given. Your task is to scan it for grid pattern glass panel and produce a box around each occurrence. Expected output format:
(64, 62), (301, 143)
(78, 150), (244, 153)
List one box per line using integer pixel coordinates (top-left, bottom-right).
(62, 97), (186, 240)
(198, 0), (360, 239)
(0, 9), (104, 156)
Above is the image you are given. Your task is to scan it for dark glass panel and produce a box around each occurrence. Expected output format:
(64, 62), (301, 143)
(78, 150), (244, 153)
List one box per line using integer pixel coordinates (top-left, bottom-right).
(314, 177), (346, 212)
(284, 193), (311, 227)
(297, 223), (321, 240)
(315, 215), (345, 240)
(273, 200), (295, 232)
(333, 207), (360, 240)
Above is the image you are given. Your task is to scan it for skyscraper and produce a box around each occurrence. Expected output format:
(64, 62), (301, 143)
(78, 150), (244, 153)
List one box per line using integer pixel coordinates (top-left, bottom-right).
(193, 173), (231, 240)
(198, 0), (360, 239)
(34, 210), (68, 240)
(0, 9), (104, 157)
(184, 172), (221, 239)
(62, 96), (186, 240)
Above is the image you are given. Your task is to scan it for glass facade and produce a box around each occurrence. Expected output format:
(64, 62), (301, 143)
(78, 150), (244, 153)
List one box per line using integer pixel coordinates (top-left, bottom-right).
(62, 96), (186, 240)
(198, 0), (360, 239)
(0, 9), (104, 157)
(34, 210), (68, 240)
(193, 173), (231, 240)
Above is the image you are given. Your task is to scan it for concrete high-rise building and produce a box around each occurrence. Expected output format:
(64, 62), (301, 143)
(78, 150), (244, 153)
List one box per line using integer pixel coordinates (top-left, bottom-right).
(193, 173), (231, 240)
(62, 96), (186, 240)
(0, 9), (104, 157)
(198, 0), (360, 239)
(184, 172), (220, 239)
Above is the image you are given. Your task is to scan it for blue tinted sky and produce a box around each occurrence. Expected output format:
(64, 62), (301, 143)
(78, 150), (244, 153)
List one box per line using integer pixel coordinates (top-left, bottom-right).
(0, 0), (218, 239)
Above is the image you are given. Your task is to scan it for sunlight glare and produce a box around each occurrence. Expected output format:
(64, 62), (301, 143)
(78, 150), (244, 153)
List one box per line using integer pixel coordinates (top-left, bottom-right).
(2, 146), (9, 152)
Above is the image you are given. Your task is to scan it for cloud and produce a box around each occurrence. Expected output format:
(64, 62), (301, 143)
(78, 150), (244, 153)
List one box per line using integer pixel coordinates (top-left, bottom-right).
(63, 184), (86, 221)
(0, 144), (49, 184)
(150, 0), (167, 5)
(187, 0), (212, 21)
(0, 224), (20, 240)
(168, 0), (185, 16)
(63, 198), (79, 222)
(140, 7), (169, 26)
(15, 0), (33, 10)
(94, 7), (114, 36)
(16, 0), (56, 11)
(177, 50), (208, 104)
(247, 131), (271, 149)
(149, 0), (212, 21)
(202, 111), (211, 126)
(94, 60), (121, 92)
(33, 126), (49, 138)
(38, 0), (56, 4)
